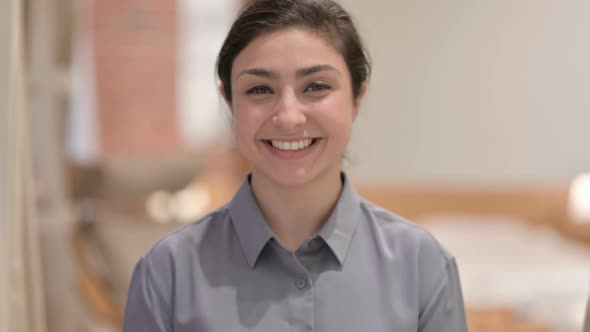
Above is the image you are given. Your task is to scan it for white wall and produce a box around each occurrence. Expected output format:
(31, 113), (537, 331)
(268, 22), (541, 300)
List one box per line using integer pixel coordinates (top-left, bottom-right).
(340, 0), (590, 186)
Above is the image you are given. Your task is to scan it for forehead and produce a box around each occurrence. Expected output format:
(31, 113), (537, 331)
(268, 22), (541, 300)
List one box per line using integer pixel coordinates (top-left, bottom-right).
(231, 28), (347, 78)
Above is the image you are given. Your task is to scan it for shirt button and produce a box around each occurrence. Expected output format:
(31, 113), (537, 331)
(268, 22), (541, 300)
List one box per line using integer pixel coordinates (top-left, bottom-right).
(295, 278), (307, 289)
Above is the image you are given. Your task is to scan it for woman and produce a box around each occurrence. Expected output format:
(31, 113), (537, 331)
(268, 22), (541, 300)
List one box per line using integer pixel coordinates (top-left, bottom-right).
(123, 0), (468, 331)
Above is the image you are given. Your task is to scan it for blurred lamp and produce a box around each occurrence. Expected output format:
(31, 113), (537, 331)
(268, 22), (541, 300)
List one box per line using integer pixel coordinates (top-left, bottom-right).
(568, 173), (590, 224)
(146, 191), (173, 224)
(146, 185), (210, 224)
(173, 184), (210, 223)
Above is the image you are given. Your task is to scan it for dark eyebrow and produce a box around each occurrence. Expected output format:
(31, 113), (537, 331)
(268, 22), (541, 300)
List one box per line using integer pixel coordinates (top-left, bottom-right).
(296, 64), (340, 77)
(236, 68), (278, 80)
(236, 65), (340, 80)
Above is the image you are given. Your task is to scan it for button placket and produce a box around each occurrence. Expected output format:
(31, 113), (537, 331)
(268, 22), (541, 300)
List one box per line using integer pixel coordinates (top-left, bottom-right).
(287, 252), (315, 331)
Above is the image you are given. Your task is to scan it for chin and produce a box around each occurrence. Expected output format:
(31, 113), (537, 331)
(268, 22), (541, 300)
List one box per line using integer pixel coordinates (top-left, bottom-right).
(270, 168), (315, 187)
(255, 163), (340, 189)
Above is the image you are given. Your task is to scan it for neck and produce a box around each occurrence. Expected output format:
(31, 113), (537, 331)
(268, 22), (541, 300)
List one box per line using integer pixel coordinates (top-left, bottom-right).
(251, 169), (343, 252)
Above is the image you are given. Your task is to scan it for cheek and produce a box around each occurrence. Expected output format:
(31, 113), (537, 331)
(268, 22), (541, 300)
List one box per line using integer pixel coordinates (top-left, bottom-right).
(232, 115), (251, 142)
(232, 105), (264, 141)
(232, 120), (255, 160)
(314, 98), (355, 136)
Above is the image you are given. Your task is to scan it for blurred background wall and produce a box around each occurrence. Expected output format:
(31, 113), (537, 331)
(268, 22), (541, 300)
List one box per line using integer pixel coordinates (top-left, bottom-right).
(342, 0), (590, 186)
(2, 0), (590, 332)
(58, 0), (590, 187)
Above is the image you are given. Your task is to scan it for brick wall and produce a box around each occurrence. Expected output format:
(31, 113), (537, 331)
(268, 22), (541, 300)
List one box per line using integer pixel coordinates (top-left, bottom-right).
(93, 0), (182, 157)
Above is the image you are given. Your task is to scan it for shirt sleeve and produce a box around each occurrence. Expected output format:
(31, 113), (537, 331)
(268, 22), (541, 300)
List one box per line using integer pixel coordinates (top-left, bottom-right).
(418, 258), (468, 332)
(123, 256), (172, 332)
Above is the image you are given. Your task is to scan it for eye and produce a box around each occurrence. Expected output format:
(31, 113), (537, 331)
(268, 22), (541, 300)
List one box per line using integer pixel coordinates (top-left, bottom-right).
(246, 85), (273, 94)
(304, 82), (331, 93)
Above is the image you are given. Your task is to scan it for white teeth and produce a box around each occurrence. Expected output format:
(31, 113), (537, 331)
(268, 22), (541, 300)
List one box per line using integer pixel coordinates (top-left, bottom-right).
(270, 138), (313, 151)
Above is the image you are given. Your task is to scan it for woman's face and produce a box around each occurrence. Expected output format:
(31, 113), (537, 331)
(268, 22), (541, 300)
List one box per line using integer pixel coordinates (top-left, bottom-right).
(228, 28), (365, 187)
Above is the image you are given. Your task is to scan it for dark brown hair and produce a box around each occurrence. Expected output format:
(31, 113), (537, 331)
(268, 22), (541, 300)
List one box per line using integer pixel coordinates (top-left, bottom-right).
(216, 0), (371, 102)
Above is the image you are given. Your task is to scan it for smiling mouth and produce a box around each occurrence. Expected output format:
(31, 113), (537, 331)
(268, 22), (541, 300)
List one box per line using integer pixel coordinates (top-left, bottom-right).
(261, 138), (321, 151)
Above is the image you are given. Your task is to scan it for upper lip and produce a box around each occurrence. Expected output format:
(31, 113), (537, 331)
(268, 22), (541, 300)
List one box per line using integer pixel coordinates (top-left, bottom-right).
(261, 136), (318, 142)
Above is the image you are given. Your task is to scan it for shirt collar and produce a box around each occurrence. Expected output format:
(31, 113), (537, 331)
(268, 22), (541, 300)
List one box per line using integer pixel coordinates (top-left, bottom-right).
(229, 174), (274, 269)
(317, 173), (363, 266)
(229, 173), (363, 269)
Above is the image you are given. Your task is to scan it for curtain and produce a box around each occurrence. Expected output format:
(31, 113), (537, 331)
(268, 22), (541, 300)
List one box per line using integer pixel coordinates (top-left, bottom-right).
(0, 0), (48, 330)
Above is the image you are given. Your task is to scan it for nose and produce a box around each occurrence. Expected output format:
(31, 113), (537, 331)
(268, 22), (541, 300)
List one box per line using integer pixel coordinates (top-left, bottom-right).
(272, 90), (307, 130)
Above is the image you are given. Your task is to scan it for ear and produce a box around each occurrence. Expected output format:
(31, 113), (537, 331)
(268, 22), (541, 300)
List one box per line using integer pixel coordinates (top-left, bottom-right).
(352, 82), (368, 120)
(219, 84), (232, 111)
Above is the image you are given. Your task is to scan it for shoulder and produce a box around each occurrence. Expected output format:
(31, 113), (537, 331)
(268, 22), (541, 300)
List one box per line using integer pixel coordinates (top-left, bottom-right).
(141, 205), (232, 266)
(358, 198), (454, 263)
(358, 198), (459, 303)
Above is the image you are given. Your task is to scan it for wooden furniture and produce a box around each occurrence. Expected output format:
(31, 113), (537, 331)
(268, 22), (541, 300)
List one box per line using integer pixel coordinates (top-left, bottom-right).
(357, 184), (590, 247)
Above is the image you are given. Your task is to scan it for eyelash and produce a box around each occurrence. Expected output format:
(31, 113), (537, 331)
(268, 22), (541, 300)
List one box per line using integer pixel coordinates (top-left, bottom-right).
(246, 85), (272, 94)
(305, 82), (331, 92)
(245, 82), (332, 95)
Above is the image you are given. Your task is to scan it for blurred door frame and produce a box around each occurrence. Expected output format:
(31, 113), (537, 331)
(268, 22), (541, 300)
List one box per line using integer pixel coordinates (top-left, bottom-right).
(26, 0), (85, 331)
(0, 0), (48, 331)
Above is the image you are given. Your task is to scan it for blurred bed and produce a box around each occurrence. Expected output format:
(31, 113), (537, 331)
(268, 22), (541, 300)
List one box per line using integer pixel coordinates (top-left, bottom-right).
(421, 215), (589, 331)
(360, 186), (590, 332)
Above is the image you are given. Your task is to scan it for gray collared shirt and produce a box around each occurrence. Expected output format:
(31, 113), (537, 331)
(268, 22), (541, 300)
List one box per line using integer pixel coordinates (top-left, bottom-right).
(123, 173), (468, 332)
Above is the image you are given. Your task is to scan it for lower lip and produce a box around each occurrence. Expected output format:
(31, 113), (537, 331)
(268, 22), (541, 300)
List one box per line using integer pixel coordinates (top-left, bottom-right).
(262, 139), (321, 160)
